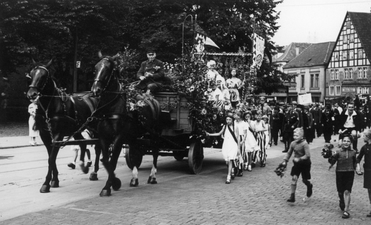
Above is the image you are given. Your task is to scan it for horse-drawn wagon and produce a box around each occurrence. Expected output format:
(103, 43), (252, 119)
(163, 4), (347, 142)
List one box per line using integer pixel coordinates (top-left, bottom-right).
(124, 91), (205, 174)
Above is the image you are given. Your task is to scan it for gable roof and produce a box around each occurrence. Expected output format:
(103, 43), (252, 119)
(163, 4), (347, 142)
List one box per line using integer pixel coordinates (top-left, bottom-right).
(283, 42), (335, 69)
(348, 12), (371, 62)
(274, 42), (311, 62)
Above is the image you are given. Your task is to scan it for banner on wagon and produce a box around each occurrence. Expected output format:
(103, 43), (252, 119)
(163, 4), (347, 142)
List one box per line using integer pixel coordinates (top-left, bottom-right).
(298, 93), (312, 105)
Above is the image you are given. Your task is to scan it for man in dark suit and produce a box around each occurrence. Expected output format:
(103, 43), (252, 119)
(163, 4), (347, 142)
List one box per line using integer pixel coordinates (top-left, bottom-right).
(136, 48), (165, 95)
(270, 106), (284, 146)
(311, 103), (322, 137)
(337, 103), (362, 151)
(282, 105), (300, 153)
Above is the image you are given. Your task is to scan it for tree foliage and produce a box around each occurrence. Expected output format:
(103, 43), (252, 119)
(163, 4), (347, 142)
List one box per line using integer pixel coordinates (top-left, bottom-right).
(0, 0), (285, 94)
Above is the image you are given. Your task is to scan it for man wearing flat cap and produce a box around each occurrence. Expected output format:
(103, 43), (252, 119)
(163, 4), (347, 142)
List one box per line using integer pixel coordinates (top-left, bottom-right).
(136, 48), (165, 96)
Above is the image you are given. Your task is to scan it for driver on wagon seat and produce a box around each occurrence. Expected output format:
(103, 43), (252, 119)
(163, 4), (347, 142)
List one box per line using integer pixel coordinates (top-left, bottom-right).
(136, 48), (165, 96)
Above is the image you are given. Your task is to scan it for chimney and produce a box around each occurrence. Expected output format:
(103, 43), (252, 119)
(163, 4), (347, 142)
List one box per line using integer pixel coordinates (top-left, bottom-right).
(295, 47), (300, 56)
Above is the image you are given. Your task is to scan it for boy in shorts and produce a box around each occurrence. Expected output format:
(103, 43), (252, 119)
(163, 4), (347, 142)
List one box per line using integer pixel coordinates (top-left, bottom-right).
(281, 128), (313, 202)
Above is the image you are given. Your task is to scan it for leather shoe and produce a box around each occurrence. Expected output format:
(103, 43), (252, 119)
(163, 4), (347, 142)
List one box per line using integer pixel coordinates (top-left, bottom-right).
(67, 163), (75, 169)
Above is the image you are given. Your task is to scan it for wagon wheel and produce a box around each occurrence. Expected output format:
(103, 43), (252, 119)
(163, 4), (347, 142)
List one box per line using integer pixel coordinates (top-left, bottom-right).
(173, 150), (185, 161)
(188, 140), (204, 174)
(124, 144), (143, 170)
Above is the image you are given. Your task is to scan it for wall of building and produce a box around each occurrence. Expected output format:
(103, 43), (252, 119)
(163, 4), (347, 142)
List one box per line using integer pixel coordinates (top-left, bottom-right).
(285, 66), (326, 103)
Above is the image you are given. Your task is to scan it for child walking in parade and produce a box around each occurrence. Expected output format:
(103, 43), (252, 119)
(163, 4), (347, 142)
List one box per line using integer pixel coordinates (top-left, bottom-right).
(243, 111), (260, 171)
(234, 110), (246, 177)
(327, 135), (357, 219)
(206, 112), (240, 184)
(280, 128), (313, 203)
(356, 129), (371, 217)
(252, 113), (268, 167)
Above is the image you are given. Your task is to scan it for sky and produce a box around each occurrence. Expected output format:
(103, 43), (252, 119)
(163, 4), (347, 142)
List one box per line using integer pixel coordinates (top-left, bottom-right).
(272, 0), (371, 46)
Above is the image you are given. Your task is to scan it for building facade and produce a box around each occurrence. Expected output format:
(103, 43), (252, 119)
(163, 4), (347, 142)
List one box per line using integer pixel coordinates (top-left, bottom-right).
(267, 42), (311, 103)
(283, 42), (335, 103)
(326, 12), (371, 102)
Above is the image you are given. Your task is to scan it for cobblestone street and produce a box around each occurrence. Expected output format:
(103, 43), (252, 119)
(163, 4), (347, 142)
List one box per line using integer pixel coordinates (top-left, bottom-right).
(1, 137), (370, 225)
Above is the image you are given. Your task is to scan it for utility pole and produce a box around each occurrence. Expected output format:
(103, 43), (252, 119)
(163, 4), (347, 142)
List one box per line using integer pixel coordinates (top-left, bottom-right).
(73, 27), (78, 93)
(181, 14), (194, 73)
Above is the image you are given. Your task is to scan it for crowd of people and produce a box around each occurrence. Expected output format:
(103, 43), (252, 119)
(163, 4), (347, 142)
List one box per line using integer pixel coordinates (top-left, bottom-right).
(134, 54), (371, 219)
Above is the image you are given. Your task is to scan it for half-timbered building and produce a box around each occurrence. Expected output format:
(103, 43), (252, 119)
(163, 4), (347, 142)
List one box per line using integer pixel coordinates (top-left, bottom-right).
(326, 12), (371, 102)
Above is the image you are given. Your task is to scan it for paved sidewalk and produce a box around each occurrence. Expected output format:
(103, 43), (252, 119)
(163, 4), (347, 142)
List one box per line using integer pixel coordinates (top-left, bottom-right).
(0, 136), (43, 149)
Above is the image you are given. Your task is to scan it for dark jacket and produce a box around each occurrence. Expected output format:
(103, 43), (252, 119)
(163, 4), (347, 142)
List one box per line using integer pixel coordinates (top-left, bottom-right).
(321, 109), (334, 131)
(338, 110), (362, 132)
(137, 58), (165, 81)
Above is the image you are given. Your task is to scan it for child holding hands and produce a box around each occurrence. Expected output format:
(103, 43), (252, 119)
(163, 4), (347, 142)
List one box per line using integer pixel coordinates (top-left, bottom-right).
(356, 129), (371, 217)
(206, 112), (240, 184)
(328, 135), (357, 219)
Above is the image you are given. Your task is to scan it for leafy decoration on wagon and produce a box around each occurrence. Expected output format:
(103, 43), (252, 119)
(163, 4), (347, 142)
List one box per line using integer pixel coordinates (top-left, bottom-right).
(165, 55), (222, 136)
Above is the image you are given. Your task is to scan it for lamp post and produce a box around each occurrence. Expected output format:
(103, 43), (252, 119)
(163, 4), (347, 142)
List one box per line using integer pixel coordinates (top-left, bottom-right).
(181, 14), (194, 73)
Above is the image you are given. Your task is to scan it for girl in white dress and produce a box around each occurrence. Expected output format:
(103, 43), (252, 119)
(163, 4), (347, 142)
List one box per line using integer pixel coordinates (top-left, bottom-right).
(243, 111), (260, 171)
(226, 68), (243, 108)
(206, 112), (240, 184)
(28, 101), (39, 145)
(234, 111), (247, 176)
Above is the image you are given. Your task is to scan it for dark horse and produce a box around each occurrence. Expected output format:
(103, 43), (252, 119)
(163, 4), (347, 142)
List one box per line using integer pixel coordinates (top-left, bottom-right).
(26, 59), (101, 193)
(91, 52), (161, 196)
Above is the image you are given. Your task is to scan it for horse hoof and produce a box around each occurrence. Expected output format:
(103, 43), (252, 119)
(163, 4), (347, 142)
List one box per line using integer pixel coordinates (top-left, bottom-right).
(51, 180), (59, 188)
(147, 176), (157, 184)
(99, 189), (111, 197)
(40, 184), (50, 193)
(112, 177), (121, 191)
(89, 172), (98, 181)
(130, 178), (138, 187)
(80, 164), (89, 174)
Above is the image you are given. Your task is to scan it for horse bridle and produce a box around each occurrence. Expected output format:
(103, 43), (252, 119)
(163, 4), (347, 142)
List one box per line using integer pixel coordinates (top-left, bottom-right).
(29, 66), (51, 92)
(93, 57), (116, 93)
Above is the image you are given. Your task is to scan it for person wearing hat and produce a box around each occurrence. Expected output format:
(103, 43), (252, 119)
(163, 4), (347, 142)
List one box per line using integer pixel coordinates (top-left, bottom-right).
(321, 104), (334, 143)
(271, 106), (284, 146)
(206, 112), (240, 184)
(311, 103), (323, 138)
(303, 106), (314, 143)
(136, 48), (165, 96)
(282, 106), (300, 153)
